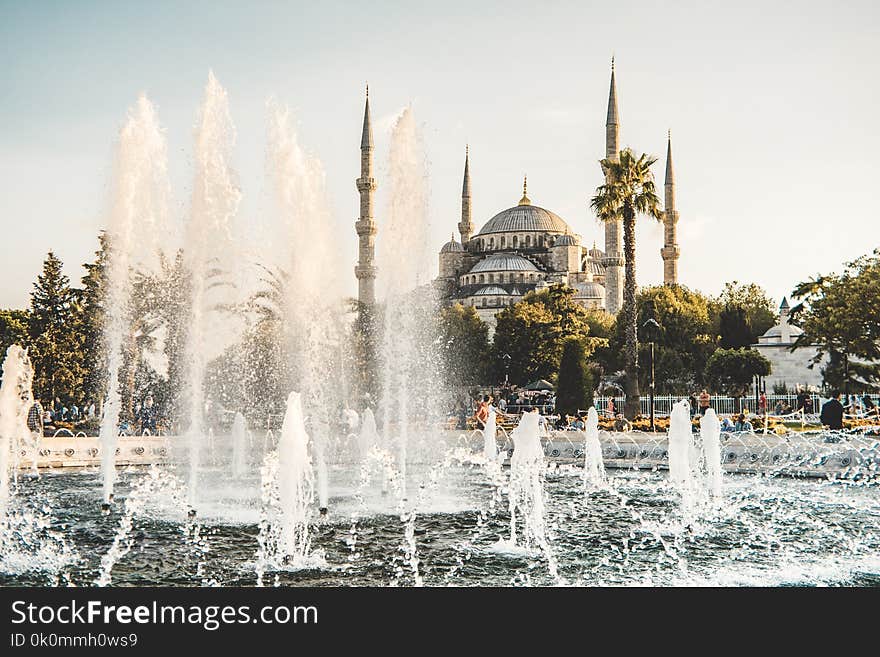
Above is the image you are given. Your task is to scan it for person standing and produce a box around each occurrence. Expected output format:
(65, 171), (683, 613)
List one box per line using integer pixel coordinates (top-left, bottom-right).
(819, 391), (844, 430)
(27, 398), (44, 438)
(698, 389), (711, 415)
(475, 395), (489, 430)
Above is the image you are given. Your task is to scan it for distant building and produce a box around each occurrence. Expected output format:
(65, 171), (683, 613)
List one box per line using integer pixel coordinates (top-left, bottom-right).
(753, 297), (827, 390)
(431, 59), (683, 329)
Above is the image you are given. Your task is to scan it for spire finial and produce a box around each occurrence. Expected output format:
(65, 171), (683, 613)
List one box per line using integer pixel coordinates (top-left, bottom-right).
(668, 128), (671, 140)
(361, 84), (374, 150)
(611, 54), (615, 71)
(518, 175), (531, 205)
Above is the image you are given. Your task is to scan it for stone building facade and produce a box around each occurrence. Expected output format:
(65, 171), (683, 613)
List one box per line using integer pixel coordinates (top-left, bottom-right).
(752, 298), (828, 390)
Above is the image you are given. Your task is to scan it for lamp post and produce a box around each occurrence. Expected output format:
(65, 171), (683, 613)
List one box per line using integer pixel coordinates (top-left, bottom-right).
(503, 353), (511, 386)
(641, 318), (661, 432)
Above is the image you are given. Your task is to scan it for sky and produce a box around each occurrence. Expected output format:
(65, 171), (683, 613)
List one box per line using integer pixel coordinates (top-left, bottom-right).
(1, 0), (878, 310)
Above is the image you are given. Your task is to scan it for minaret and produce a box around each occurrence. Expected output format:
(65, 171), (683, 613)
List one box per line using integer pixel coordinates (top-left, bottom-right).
(602, 57), (624, 314)
(458, 145), (474, 244)
(355, 84), (377, 307)
(661, 130), (680, 285)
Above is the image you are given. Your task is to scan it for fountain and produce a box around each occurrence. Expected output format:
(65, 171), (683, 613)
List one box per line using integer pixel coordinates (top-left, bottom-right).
(0, 345), (34, 512)
(183, 71), (243, 511)
(701, 408), (723, 498)
(4, 77), (880, 589)
(483, 405), (498, 461)
(255, 391), (324, 577)
(668, 399), (695, 496)
(357, 408), (380, 457)
(99, 94), (170, 506)
(378, 107), (438, 483)
(582, 407), (606, 489)
(231, 411), (247, 477)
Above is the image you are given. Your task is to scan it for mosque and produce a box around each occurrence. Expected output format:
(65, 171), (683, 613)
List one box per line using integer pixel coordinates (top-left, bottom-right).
(354, 61), (683, 328)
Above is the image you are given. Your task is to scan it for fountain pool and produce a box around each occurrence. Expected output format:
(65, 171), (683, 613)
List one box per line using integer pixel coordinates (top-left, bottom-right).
(2, 427), (879, 587)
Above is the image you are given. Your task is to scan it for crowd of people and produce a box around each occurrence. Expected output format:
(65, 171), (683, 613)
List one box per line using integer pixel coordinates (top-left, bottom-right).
(24, 393), (162, 437)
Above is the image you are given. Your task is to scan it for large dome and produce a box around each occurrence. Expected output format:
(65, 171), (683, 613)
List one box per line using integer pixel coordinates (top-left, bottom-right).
(469, 253), (538, 273)
(477, 204), (570, 236)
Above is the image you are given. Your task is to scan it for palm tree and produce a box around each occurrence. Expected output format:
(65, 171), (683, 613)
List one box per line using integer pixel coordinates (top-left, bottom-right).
(591, 148), (662, 420)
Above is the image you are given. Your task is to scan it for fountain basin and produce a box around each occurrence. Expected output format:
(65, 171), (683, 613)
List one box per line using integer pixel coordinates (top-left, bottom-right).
(17, 436), (170, 469)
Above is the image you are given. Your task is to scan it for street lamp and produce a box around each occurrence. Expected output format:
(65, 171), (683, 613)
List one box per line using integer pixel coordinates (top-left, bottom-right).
(641, 318), (662, 432)
(502, 353), (511, 387)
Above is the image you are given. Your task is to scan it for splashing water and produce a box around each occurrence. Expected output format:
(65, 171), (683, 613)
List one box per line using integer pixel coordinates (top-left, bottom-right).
(99, 94), (170, 503)
(483, 406), (498, 461)
(255, 392), (325, 579)
(668, 400), (695, 496)
(582, 407), (606, 490)
(183, 71), (242, 508)
(378, 106), (438, 494)
(0, 345), (35, 512)
(357, 408), (380, 457)
(231, 412), (247, 478)
(701, 408), (723, 498)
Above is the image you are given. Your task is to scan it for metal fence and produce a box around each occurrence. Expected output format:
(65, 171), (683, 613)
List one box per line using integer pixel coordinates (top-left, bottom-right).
(593, 393), (826, 417)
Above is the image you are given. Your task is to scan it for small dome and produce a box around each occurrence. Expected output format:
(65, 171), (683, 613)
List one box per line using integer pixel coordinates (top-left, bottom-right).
(440, 237), (463, 253)
(574, 281), (605, 299)
(469, 253), (538, 273)
(473, 285), (508, 296)
(553, 233), (579, 247)
(586, 259), (605, 276)
(588, 243), (604, 260)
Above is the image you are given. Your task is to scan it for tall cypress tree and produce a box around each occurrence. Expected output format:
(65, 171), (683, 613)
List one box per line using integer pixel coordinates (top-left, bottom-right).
(555, 338), (593, 417)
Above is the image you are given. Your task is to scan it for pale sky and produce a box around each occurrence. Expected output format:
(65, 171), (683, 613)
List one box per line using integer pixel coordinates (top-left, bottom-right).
(1, 0), (878, 310)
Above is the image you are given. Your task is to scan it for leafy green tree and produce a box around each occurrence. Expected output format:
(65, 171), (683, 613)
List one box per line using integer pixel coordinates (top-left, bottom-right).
(591, 148), (663, 419)
(704, 348), (771, 411)
(791, 251), (880, 392)
(438, 303), (489, 387)
(718, 304), (751, 349)
(713, 281), (776, 347)
(555, 338), (593, 417)
(0, 309), (30, 359)
(491, 284), (605, 384)
(620, 285), (717, 394)
(28, 251), (87, 403)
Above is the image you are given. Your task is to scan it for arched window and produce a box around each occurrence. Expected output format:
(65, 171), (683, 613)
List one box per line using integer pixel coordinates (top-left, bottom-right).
(513, 235), (519, 248)
(500, 236), (506, 248)
(489, 237), (495, 249)
(479, 274), (485, 284)
(481, 298), (487, 308)
(525, 235), (532, 247)
(488, 274), (494, 283)
(538, 235), (544, 248)
(518, 273), (524, 283)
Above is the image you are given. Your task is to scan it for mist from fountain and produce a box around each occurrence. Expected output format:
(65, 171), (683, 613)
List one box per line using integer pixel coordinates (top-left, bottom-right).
(99, 94), (171, 504)
(358, 408), (380, 457)
(582, 406), (606, 490)
(231, 411), (247, 478)
(0, 346), (34, 512)
(377, 106), (438, 494)
(183, 71), (243, 509)
(265, 100), (347, 512)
